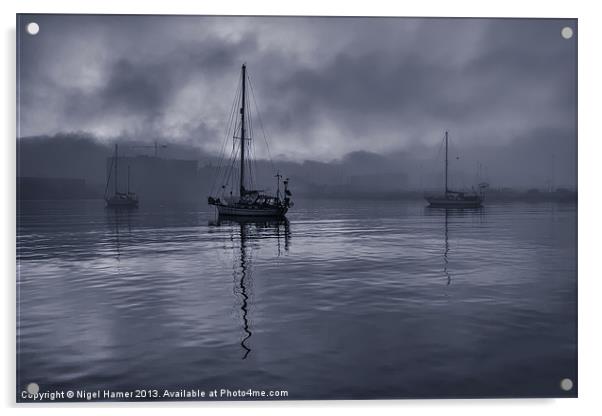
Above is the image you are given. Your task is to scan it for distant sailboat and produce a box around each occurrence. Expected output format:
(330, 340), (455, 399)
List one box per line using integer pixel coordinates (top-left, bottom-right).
(425, 131), (485, 208)
(105, 144), (139, 208)
(208, 64), (292, 217)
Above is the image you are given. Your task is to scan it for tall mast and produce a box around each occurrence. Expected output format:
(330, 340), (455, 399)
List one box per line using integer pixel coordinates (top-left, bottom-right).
(444, 131), (448, 193)
(127, 165), (130, 194)
(114, 144), (118, 194)
(239, 64), (246, 197)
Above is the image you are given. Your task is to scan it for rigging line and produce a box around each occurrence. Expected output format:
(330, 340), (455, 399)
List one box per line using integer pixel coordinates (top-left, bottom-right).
(210, 79), (242, 195)
(233, 133), (242, 193)
(247, 74), (277, 175)
(221, 86), (242, 187)
(221, 84), (242, 179)
(242, 83), (254, 191)
(210, 94), (235, 194)
(216, 86), (243, 195)
(250, 98), (258, 191)
(222, 143), (238, 189)
(249, 142), (257, 191)
(245, 100), (251, 190)
(246, 73), (264, 191)
(224, 142), (239, 193)
(246, 95), (257, 191)
(213, 79), (242, 193)
(104, 156), (115, 198)
(252, 134), (259, 190)
(447, 135), (464, 190)
(220, 131), (240, 196)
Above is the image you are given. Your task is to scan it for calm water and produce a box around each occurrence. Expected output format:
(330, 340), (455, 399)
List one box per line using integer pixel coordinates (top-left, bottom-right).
(16, 199), (577, 400)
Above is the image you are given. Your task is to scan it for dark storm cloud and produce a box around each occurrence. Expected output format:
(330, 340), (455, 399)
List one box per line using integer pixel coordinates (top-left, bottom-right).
(100, 59), (168, 114)
(267, 19), (575, 146)
(17, 15), (576, 187)
(94, 35), (258, 115)
(57, 35), (257, 135)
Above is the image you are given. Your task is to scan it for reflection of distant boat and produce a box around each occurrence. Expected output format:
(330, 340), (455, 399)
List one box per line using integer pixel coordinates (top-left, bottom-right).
(208, 64), (292, 218)
(425, 131), (487, 208)
(423, 206), (486, 285)
(443, 209), (451, 285)
(105, 206), (134, 262)
(105, 144), (139, 208)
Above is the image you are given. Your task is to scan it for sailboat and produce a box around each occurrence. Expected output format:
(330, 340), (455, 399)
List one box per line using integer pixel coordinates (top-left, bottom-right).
(425, 131), (485, 208)
(104, 144), (139, 208)
(208, 64), (292, 217)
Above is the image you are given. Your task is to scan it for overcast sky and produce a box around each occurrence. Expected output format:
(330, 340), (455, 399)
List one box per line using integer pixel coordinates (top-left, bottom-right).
(17, 15), (576, 165)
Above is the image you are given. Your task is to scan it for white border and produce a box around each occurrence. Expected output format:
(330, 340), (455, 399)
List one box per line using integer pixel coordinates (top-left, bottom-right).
(3, 1), (601, 415)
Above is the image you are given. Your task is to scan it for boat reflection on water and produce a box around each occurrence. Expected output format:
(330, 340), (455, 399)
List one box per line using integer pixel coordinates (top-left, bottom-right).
(444, 209), (451, 285)
(425, 207), (484, 286)
(106, 207), (135, 261)
(209, 216), (291, 359)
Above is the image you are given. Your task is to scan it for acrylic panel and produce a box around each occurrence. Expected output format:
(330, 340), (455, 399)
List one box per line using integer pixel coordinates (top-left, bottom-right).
(16, 14), (577, 402)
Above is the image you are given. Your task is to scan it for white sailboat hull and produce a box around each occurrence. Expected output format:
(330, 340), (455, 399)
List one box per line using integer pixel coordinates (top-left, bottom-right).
(105, 195), (139, 208)
(214, 203), (288, 217)
(425, 195), (483, 208)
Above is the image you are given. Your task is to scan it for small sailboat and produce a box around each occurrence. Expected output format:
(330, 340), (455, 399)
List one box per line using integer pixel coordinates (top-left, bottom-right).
(208, 64), (292, 217)
(104, 144), (139, 208)
(425, 131), (485, 208)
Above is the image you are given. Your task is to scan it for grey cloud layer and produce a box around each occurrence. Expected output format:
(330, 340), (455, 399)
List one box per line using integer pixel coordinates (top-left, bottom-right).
(18, 15), (576, 166)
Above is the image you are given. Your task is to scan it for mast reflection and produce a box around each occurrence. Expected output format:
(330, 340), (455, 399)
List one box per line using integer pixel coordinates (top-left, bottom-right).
(106, 207), (134, 262)
(424, 206), (484, 286)
(444, 209), (451, 286)
(424, 207), (459, 286)
(213, 216), (291, 359)
(239, 222), (252, 359)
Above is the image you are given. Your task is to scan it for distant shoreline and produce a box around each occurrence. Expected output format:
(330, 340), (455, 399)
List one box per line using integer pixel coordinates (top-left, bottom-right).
(16, 191), (577, 204)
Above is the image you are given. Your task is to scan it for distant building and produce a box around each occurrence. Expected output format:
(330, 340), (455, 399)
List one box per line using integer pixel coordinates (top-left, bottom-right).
(17, 177), (96, 200)
(105, 155), (202, 202)
(345, 172), (408, 193)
